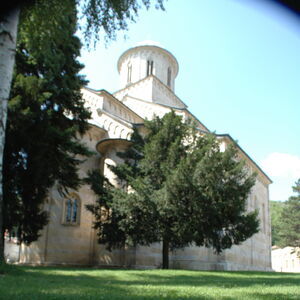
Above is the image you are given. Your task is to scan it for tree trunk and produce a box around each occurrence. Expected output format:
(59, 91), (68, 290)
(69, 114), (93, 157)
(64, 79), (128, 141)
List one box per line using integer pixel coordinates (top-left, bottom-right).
(162, 238), (169, 269)
(0, 7), (20, 264)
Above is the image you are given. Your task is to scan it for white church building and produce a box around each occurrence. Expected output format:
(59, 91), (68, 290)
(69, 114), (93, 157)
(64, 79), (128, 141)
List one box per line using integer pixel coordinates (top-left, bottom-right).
(5, 44), (273, 271)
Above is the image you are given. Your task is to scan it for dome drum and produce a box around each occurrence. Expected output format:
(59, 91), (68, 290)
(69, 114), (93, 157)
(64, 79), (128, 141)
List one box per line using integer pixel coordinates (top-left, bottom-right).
(117, 45), (179, 91)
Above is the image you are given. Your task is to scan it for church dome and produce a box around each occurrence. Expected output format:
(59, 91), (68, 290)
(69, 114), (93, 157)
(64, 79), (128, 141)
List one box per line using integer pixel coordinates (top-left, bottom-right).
(117, 44), (179, 91)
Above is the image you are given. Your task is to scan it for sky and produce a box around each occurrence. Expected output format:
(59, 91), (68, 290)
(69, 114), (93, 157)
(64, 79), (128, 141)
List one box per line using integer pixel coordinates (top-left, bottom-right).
(78, 0), (300, 201)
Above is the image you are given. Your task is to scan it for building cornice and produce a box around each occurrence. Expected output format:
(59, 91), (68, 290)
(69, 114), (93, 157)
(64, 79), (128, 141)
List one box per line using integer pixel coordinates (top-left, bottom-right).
(113, 75), (188, 109)
(216, 134), (272, 185)
(96, 138), (132, 155)
(82, 86), (144, 123)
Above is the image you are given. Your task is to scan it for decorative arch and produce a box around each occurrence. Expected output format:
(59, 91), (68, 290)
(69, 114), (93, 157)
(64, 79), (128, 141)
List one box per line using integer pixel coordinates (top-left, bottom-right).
(114, 125), (120, 137)
(107, 122), (113, 132)
(103, 119), (108, 130)
(126, 132), (131, 140)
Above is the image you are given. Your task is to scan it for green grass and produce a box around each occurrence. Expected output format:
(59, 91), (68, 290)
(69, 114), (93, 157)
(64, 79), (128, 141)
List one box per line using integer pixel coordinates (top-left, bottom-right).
(0, 265), (300, 299)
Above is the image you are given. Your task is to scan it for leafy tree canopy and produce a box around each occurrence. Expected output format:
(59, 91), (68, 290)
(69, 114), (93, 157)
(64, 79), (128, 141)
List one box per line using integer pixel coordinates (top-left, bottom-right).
(270, 200), (285, 246)
(276, 179), (300, 248)
(87, 111), (259, 268)
(79, 0), (165, 47)
(2, 0), (165, 246)
(0, 0), (165, 264)
(3, 0), (91, 244)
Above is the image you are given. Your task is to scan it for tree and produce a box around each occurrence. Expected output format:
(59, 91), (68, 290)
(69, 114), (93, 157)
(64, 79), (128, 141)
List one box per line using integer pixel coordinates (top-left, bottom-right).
(277, 179), (300, 247)
(88, 111), (259, 269)
(270, 200), (285, 246)
(2, 0), (91, 247)
(0, 5), (20, 264)
(0, 0), (165, 263)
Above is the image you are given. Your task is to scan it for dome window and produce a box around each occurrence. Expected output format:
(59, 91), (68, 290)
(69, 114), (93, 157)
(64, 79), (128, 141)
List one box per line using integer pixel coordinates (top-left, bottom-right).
(147, 60), (153, 76)
(167, 67), (171, 87)
(127, 63), (132, 84)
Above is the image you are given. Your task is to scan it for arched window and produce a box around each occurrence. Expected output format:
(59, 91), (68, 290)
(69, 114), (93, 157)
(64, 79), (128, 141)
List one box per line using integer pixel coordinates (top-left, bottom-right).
(63, 194), (80, 225)
(147, 60), (153, 76)
(127, 63), (132, 84)
(167, 67), (171, 87)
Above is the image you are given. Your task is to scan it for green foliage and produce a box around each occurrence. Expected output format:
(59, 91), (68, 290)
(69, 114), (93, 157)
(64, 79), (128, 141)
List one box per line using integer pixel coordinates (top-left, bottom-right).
(270, 200), (285, 246)
(80, 0), (165, 47)
(276, 179), (300, 247)
(3, 0), (91, 244)
(88, 112), (259, 267)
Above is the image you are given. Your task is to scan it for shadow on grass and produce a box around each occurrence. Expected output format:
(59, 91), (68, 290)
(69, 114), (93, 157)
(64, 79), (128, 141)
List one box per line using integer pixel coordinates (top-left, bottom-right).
(1, 266), (300, 300)
(0, 263), (25, 275)
(120, 270), (300, 288)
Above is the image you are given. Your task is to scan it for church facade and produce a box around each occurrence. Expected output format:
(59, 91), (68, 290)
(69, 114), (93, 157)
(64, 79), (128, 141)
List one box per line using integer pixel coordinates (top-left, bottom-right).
(6, 44), (272, 271)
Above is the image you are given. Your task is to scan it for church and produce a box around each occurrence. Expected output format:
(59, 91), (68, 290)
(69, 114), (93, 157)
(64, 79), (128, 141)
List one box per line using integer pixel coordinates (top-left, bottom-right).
(5, 44), (272, 271)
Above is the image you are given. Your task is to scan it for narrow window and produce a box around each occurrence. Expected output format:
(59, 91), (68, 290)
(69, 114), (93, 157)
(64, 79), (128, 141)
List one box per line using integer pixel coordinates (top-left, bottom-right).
(65, 199), (72, 223)
(72, 199), (78, 223)
(63, 195), (80, 225)
(127, 63), (132, 83)
(167, 67), (171, 87)
(147, 60), (153, 76)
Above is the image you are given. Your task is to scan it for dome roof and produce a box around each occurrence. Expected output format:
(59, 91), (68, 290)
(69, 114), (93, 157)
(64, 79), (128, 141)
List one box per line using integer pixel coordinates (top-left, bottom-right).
(117, 44), (179, 77)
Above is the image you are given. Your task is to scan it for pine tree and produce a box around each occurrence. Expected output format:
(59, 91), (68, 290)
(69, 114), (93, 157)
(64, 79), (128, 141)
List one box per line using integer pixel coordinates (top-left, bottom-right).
(277, 179), (300, 247)
(88, 111), (259, 269)
(270, 200), (285, 246)
(3, 0), (91, 245)
(0, 0), (165, 264)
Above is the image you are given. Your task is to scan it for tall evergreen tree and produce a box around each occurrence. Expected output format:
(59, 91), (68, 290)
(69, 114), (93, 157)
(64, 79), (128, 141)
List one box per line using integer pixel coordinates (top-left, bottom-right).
(88, 111), (259, 269)
(0, 0), (165, 264)
(3, 0), (91, 245)
(270, 200), (285, 246)
(277, 179), (300, 247)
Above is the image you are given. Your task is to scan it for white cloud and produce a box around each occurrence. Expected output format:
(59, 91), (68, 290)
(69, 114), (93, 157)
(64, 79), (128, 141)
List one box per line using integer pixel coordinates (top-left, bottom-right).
(261, 152), (300, 178)
(261, 153), (300, 201)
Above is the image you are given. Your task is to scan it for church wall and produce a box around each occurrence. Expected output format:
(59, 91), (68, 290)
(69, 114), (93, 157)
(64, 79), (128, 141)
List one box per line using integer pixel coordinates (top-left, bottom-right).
(152, 77), (186, 108)
(170, 246), (225, 271)
(134, 244), (162, 268)
(121, 94), (171, 120)
(119, 54), (145, 89)
(272, 247), (300, 272)
(82, 89), (104, 111)
(115, 77), (154, 104)
(17, 128), (105, 266)
(92, 244), (125, 267)
(223, 178), (272, 271)
(115, 77), (186, 110)
(18, 184), (97, 266)
(93, 139), (136, 267)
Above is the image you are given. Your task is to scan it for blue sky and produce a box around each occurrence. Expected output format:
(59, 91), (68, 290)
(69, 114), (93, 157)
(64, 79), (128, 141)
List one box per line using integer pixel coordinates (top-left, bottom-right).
(79, 0), (300, 201)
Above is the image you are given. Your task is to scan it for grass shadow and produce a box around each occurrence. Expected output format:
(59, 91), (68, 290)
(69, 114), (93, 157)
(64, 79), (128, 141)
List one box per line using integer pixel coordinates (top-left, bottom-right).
(1, 266), (300, 300)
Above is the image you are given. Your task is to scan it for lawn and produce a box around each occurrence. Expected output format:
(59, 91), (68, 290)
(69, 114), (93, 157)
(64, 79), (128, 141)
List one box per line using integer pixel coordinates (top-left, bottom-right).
(0, 265), (300, 299)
